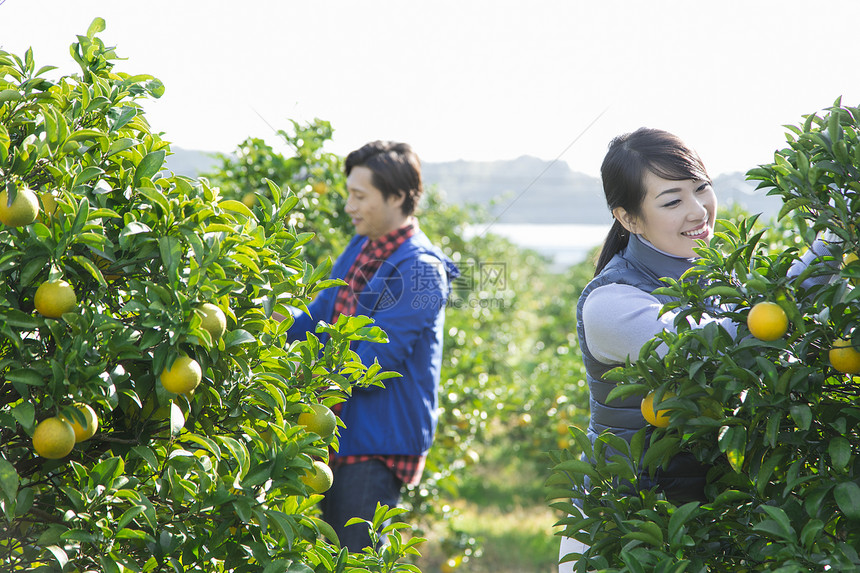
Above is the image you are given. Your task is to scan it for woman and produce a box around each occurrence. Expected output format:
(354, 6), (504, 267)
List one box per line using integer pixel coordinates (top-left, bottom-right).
(558, 128), (836, 570)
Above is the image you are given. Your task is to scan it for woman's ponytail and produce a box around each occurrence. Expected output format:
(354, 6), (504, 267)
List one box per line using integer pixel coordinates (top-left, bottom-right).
(594, 219), (629, 276)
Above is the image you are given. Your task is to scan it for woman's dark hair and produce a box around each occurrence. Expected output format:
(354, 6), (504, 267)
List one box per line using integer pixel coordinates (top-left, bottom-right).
(593, 128), (711, 275)
(345, 141), (423, 216)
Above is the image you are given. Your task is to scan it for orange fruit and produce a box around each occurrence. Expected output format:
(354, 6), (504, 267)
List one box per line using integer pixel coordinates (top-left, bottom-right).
(60, 403), (99, 442)
(641, 390), (674, 428)
(32, 417), (76, 459)
(0, 185), (39, 227)
(829, 338), (860, 374)
(747, 301), (788, 341)
(34, 279), (78, 318)
(160, 354), (202, 394)
(297, 403), (337, 440)
(197, 302), (227, 340)
(300, 460), (334, 493)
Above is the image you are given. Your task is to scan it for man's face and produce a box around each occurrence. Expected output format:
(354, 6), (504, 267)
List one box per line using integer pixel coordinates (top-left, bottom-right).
(345, 166), (407, 241)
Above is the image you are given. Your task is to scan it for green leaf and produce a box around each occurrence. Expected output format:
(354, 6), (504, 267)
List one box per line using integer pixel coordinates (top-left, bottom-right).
(0, 459), (19, 503)
(789, 404), (812, 431)
(757, 505), (795, 539)
(134, 150), (166, 185)
(777, 197), (811, 221)
(0, 89), (21, 102)
(605, 382), (646, 405)
(64, 128), (108, 144)
(217, 436), (250, 479)
(829, 436), (851, 471)
(224, 329), (256, 348)
(86, 17), (106, 38)
(220, 199), (254, 218)
(116, 506), (146, 531)
(554, 459), (600, 480)
(6, 369), (44, 387)
(718, 425), (746, 472)
(130, 446), (159, 470)
(834, 481), (860, 520)
(89, 457), (124, 488)
(668, 501), (700, 547)
(45, 545), (68, 569)
(800, 519), (824, 550)
(169, 403), (184, 436)
(11, 401), (36, 433)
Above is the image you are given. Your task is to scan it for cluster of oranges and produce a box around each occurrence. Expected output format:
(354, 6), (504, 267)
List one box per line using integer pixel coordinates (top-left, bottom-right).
(641, 256), (860, 429)
(4, 182), (337, 498)
(297, 403), (338, 493)
(1, 185), (233, 460)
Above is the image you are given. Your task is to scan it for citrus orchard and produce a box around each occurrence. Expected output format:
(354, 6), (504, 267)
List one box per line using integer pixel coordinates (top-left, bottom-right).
(159, 354), (202, 394)
(0, 185), (40, 227)
(32, 417), (76, 459)
(747, 301), (789, 341)
(34, 279), (78, 318)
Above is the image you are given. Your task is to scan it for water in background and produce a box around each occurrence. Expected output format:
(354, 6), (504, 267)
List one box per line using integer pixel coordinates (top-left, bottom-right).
(465, 223), (611, 271)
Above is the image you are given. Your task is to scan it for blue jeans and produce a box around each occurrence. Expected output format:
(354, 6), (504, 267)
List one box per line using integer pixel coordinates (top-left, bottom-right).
(320, 459), (403, 551)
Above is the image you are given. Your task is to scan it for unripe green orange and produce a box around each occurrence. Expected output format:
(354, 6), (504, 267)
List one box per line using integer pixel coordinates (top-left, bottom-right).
(0, 185), (39, 227)
(32, 417), (76, 459)
(300, 460), (334, 493)
(34, 279), (78, 318)
(197, 302), (227, 340)
(297, 403), (337, 440)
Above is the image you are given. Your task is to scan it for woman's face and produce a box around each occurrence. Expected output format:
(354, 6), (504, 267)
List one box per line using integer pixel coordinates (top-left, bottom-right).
(614, 170), (717, 259)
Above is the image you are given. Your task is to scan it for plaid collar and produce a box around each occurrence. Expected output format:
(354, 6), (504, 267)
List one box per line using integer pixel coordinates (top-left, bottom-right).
(331, 219), (417, 322)
(361, 218), (416, 258)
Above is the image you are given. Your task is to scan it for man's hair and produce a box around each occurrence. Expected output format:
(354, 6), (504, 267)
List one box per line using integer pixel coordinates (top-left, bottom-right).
(345, 141), (423, 215)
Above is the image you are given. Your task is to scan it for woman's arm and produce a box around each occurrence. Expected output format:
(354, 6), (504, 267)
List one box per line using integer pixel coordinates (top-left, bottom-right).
(788, 231), (843, 288)
(582, 283), (737, 365)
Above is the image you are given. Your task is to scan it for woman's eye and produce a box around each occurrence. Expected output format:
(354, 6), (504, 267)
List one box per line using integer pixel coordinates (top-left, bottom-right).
(696, 183), (710, 192)
(664, 199), (681, 207)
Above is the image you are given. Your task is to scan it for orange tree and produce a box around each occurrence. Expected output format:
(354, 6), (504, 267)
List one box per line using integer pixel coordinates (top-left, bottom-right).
(203, 120), (350, 267)
(0, 19), (424, 572)
(548, 99), (860, 572)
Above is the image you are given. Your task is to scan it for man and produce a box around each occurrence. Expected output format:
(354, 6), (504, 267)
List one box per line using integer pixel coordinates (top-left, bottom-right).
(286, 141), (459, 550)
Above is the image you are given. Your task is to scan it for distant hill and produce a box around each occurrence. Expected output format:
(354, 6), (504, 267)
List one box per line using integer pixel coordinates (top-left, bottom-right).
(165, 148), (782, 224)
(165, 147), (221, 178)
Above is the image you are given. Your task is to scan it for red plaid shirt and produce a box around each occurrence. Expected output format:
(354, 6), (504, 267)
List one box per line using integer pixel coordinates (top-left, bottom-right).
(330, 220), (426, 486)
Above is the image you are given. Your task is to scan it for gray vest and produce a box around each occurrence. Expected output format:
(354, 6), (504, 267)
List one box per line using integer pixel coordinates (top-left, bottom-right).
(577, 234), (706, 502)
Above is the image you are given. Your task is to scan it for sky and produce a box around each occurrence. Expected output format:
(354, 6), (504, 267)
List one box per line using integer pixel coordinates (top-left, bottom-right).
(1, 0), (859, 177)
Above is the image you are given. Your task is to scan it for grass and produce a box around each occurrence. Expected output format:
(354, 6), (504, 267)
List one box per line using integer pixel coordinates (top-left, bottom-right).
(411, 447), (562, 573)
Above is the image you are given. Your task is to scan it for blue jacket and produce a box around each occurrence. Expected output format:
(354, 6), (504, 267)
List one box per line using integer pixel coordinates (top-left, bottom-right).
(288, 230), (459, 457)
